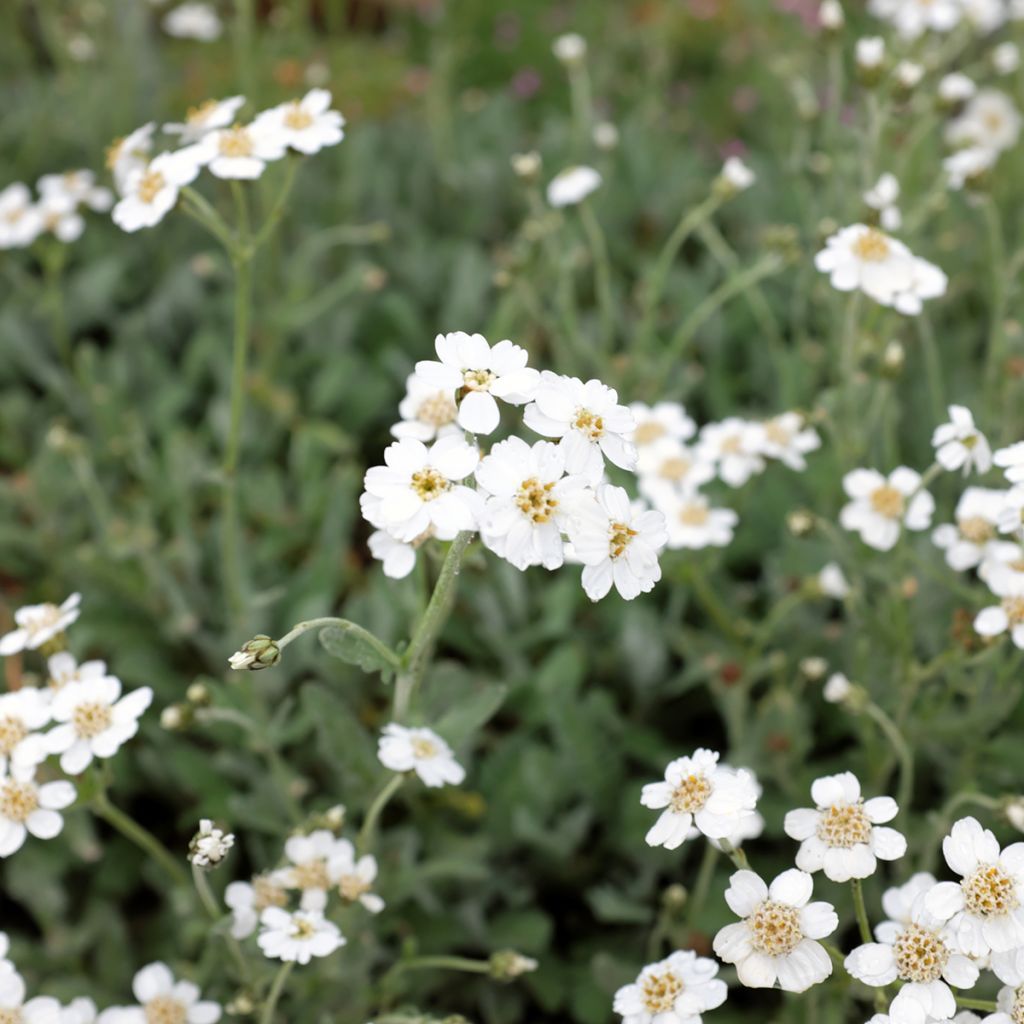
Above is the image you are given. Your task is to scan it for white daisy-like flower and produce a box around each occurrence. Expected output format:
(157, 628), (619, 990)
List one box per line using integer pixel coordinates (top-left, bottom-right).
(164, 95), (245, 143)
(636, 439), (715, 505)
(864, 172), (902, 231)
(0, 972), (61, 1024)
(552, 32), (587, 65)
(46, 652), (110, 693)
(856, 36), (886, 71)
(823, 672), (853, 703)
(524, 372), (637, 483)
(257, 908), (345, 964)
(361, 435), (479, 542)
(612, 950), (728, 1024)
(106, 122), (156, 195)
(818, 562), (850, 599)
(947, 90), (1022, 154)
(45, 675), (153, 775)
(629, 402), (697, 448)
(252, 89), (345, 154)
(932, 405), (992, 474)
(37, 170), (112, 212)
(945, 146), (999, 190)
(0, 184), (43, 250)
(995, 443), (1024, 485)
(162, 2), (223, 41)
(414, 332), (539, 436)
(640, 748), (760, 851)
(475, 437), (589, 571)
(714, 868), (838, 993)
(974, 566), (1024, 649)
(0, 593), (81, 656)
(36, 190), (85, 244)
(658, 491), (738, 550)
(328, 839), (385, 914)
(979, 541), (1024, 587)
(877, 872), (939, 932)
(784, 772), (907, 882)
(761, 412), (821, 471)
(390, 374), (460, 443)
(570, 485), (667, 601)
(224, 873), (289, 939)
(367, 530), (418, 580)
(839, 467), (935, 551)
(998, 487), (1024, 536)
(280, 829), (344, 912)
(0, 762), (76, 858)
(546, 165), (602, 207)
(932, 487), (1006, 571)
(868, 0), (961, 38)
(112, 150), (202, 232)
(378, 724), (465, 788)
(993, 42), (1021, 75)
(924, 816), (1024, 957)
(939, 73), (977, 105)
(188, 819), (234, 868)
(894, 60), (924, 92)
(113, 962), (221, 1024)
(187, 122), (287, 180)
(0, 688), (51, 770)
(719, 156), (756, 193)
(987, 951), (1024, 1024)
(696, 418), (766, 487)
(845, 884), (978, 1024)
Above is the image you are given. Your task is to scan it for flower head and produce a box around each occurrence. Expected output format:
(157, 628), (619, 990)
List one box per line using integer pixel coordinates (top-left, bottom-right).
(189, 819), (235, 869)
(0, 763), (76, 858)
(658, 491), (738, 551)
(106, 122), (156, 195)
(0, 184), (43, 249)
(252, 89), (345, 154)
(933, 406), (992, 475)
(613, 950), (728, 1024)
(327, 839), (385, 913)
(162, 2), (223, 41)
(840, 467), (934, 551)
(546, 166), (601, 207)
(0, 593), (81, 656)
(112, 150), (202, 232)
(378, 724), (465, 788)
(391, 374), (460, 443)
(225, 873), (289, 939)
(629, 402), (697, 448)
(187, 122), (286, 180)
(257, 908), (345, 964)
(164, 95), (245, 143)
(0, 688), (51, 770)
(0, 972), (61, 1024)
(280, 829), (345, 911)
(113, 962), (221, 1024)
(760, 412), (821, 471)
(974, 566), (1024, 649)
(932, 487), (1005, 571)
(696, 418), (766, 487)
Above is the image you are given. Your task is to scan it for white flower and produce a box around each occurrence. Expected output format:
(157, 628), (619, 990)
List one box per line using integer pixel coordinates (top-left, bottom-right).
(224, 873), (289, 939)
(998, 487), (1024, 536)
(36, 191), (85, 243)
(641, 748), (759, 850)
(839, 467), (934, 551)
(38, 170), (112, 212)
(0, 184), (43, 249)
(629, 402), (696, 448)
(367, 530), (418, 579)
(0, 972), (61, 1024)
(939, 73), (977, 105)
(0, 593), (81, 656)
(845, 883), (978, 1024)
(106, 123), (156, 195)
(961, 0), (1007, 33)
(524, 372), (637, 483)
(761, 412), (821, 471)
(60, 996), (98, 1024)
(894, 60), (925, 91)
(947, 90), (1022, 154)
(361, 436), (479, 542)
(187, 123), (287, 180)
(0, 688), (50, 769)
(993, 42), (1021, 75)
(868, 0), (961, 38)
(933, 405), (992, 475)
(475, 437), (589, 571)
(414, 332), (539, 435)
(995, 443), (1024, 485)
(162, 2), (223, 40)
(546, 166), (601, 207)
(613, 950), (727, 1024)
(856, 36), (886, 70)
(924, 816), (1024, 957)
(112, 150), (201, 232)
(378, 724), (465, 788)
(0, 763), (75, 858)
(720, 156), (756, 192)
(257, 908), (344, 964)
(658, 491), (738, 550)
(252, 89), (345, 155)
(932, 487), (1006, 571)
(390, 374), (459, 442)
(636, 439), (715, 506)
(714, 868), (837, 993)
(823, 673), (852, 703)
(112, 963), (221, 1024)
(280, 830), (344, 911)
(819, 0), (844, 29)
(570, 485), (666, 601)
(552, 32), (587, 65)
(328, 839), (385, 913)
(189, 819), (234, 868)
(45, 675), (152, 774)
(864, 173), (902, 231)
(945, 146), (998, 190)
(164, 95), (245, 143)
(696, 418), (766, 487)
(974, 567), (1024, 649)
(818, 562), (850, 599)
(784, 772), (907, 882)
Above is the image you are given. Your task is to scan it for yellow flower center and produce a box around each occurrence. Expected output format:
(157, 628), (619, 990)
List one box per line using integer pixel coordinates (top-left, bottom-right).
(291, 860), (330, 891)
(411, 736), (438, 759)
(765, 418), (794, 445)
(416, 392), (457, 428)
(463, 369), (495, 392)
(0, 715), (28, 756)
(284, 102), (314, 131)
(105, 137), (125, 170)
(669, 773), (712, 814)
(984, 112), (1005, 133)
(515, 477), (558, 524)
(852, 228), (892, 262)
(339, 873), (371, 902)
(609, 522), (637, 559)
(0, 779), (39, 824)
(186, 99), (218, 124)
(574, 408), (605, 441)
(749, 900), (803, 956)
(137, 170), (166, 205)
(870, 484), (905, 518)
(410, 467), (450, 502)
(640, 969), (684, 1013)
(253, 874), (288, 910)
(1012, 987), (1024, 1024)
(659, 456), (691, 480)
(218, 126), (254, 158)
(0, 1010), (23, 1024)
(144, 996), (187, 1024)
(292, 916), (318, 939)
(72, 701), (113, 739)
(1003, 597), (1024, 626)
(963, 864), (1019, 917)
(816, 801), (873, 848)
(959, 516), (995, 544)
(633, 421), (666, 445)
(720, 434), (743, 455)
(678, 503), (710, 527)
(893, 924), (949, 983)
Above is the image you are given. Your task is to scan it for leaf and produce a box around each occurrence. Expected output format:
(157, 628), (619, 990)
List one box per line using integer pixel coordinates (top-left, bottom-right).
(318, 620), (400, 675)
(434, 680), (507, 746)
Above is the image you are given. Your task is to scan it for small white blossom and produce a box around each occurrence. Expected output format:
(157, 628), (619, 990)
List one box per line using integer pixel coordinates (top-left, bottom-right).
(819, 1), (844, 30)
(112, 963), (221, 1024)
(932, 487), (1006, 571)
(714, 868), (838, 992)
(0, 763), (76, 858)
(328, 839), (385, 913)
(106, 123), (156, 195)
(0, 593), (81, 656)
(856, 37), (886, 71)
(658, 491), (738, 550)
(258, 908), (344, 964)
(546, 165), (601, 207)
(224, 873), (289, 939)
(823, 673), (853, 703)
(252, 89), (345, 155)
(613, 950), (728, 1024)
(367, 530), (418, 580)
(36, 191), (85, 243)
(939, 73), (977, 105)
(993, 42), (1021, 75)
(947, 90), (1022, 154)
(761, 412), (821, 471)
(593, 121), (619, 151)
(961, 0), (1007, 33)
(933, 405), (992, 474)
(719, 156), (756, 193)
(0, 184), (43, 249)
(894, 61), (925, 91)
(280, 830), (345, 911)
(0, 688), (51, 769)
(818, 562), (850, 599)
(945, 146), (998, 190)
(164, 95), (245, 143)
(162, 2), (223, 40)
(0, 972), (61, 1024)
(637, 439), (715, 505)
(189, 819), (234, 868)
(995, 443), (1024, 485)
(187, 122), (286, 180)
(629, 402), (696, 448)
(390, 374), (459, 443)
(974, 566), (1024, 649)
(839, 467), (934, 551)
(378, 724), (465, 788)
(112, 151), (201, 232)
(864, 173), (902, 231)
(552, 32), (587, 65)
(868, 0), (961, 39)
(696, 418), (766, 487)
(38, 170), (112, 212)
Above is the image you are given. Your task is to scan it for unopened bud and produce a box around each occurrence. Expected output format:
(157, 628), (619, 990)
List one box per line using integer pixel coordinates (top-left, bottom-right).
(512, 150), (542, 181)
(662, 883), (688, 911)
(856, 37), (886, 86)
(160, 703), (190, 730)
(787, 510), (815, 537)
(800, 656), (828, 681)
(188, 818), (235, 869)
(228, 635), (280, 671)
(186, 682), (210, 706)
(490, 949), (539, 982)
(819, 0), (844, 32)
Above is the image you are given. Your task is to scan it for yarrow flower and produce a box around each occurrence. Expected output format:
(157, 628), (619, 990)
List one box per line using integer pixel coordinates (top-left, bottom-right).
(760, 412), (821, 471)
(868, 0), (961, 39)
(188, 819), (235, 868)
(839, 467), (935, 551)
(112, 150), (201, 232)
(163, 95), (245, 143)
(257, 908), (345, 964)
(696, 418), (766, 487)
(0, 688), (50, 769)
(612, 950), (728, 1024)
(546, 165), (602, 207)
(0, 593), (81, 656)
(640, 748), (759, 851)
(0, 972), (61, 1024)
(106, 122), (156, 195)
(713, 868), (838, 992)
(328, 839), (385, 913)
(111, 962), (221, 1024)
(252, 89), (345, 154)
(186, 122), (286, 180)
(377, 724), (465, 788)
(947, 90), (1022, 155)
(974, 566), (1024, 649)
(225, 873), (289, 939)
(279, 829), (344, 911)
(783, 772), (907, 882)
(0, 763), (76, 858)
(932, 487), (1005, 571)
(818, 562), (850, 599)
(390, 374), (459, 442)
(162, 2), (223, 41)
(995, 443), (1024, 485)
(629, 403), (696, 448)
(0, 184), (43, 249)
(658, 491), (738, 550)
(932, 405), (992, 475)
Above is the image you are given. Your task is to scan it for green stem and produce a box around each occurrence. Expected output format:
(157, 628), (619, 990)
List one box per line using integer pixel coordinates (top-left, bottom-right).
(180, 187), (237, 254)
(357, 774), (405, 854)
(863, 701), (914, 813)
(567, 63), (592, 159)
(253, 157), (301, 250)
(851, 878), (874, 945)
(685, 841), (720, 925)
(232, 0), (255, 100)
(982, 196), (1009, 410)
(274, 616), (399, 668)
(41, 244), (70, 365)
(259, 961), (293, 1024)
(192, 864), (253, 984)
(685, 564), (748, 644)
(92, 788), (189, 888)
(718, 840), (750, 871)
(578, 201), (615, 351)
(956, 997), (999, 1013)
(386, 954), (491, 981)
(916, 312), (945, 424)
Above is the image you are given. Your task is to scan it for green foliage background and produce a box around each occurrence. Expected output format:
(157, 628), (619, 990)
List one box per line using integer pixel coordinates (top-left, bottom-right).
(1, 1), (1023, 1022)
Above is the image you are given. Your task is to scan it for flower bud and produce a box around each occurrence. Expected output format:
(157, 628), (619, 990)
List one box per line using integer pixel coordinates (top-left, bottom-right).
(856, 37), (886, 86)
(552, 32), (586, 67)
(189, 818), (235, 869)
(160, 703), (190, 730)
(714, 156), (756, 199)
(662, 883), (688, 911)
(228, 635), (280, 671)
(819, 0), (844, 32)
(490, 949), (539, 982)
(186, 682), (210, 706)
(800, 656), (828, 681)
(511, 150), (542, 182)
(787, 509), (815, 537)
(592, 121), (619, 151)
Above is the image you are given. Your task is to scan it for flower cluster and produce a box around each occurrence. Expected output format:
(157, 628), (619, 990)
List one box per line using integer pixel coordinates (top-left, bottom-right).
(0, 172), (112, 250)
